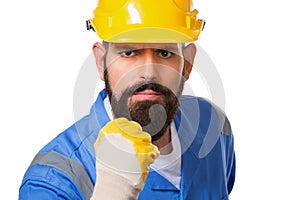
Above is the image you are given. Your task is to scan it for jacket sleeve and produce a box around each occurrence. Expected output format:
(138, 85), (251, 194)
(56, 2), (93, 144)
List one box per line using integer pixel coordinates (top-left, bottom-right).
(221, 114), (236, 195)
(211, 101), (236, 195)
(20, 180), (72, 200)
(19, 164), (86, 200)
(224, 132), (236, 195)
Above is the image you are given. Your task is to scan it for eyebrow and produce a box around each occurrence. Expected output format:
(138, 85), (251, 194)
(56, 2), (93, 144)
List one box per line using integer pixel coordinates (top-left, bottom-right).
(112, 44), (181, 53)
(112, 45), (137, 52)
(158, 46), (181, 53)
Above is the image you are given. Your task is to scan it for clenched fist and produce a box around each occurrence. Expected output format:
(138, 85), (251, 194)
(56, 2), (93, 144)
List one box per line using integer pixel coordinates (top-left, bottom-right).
(91, 118), (160, 200)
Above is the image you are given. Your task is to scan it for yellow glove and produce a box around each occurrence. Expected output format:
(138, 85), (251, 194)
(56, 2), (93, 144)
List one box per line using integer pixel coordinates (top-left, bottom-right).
(91, 118), (160, 200)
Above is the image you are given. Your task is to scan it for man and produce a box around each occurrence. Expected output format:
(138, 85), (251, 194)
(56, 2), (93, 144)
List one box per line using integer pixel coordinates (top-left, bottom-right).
(19, 0), (235, 199)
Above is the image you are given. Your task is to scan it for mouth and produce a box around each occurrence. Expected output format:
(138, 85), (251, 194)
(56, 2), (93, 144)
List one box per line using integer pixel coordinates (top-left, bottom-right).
(132, 89), (162, 101)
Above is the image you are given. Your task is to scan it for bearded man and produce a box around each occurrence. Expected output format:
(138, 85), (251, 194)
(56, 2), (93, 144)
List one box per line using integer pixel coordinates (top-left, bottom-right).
(19, 1), (235, 199)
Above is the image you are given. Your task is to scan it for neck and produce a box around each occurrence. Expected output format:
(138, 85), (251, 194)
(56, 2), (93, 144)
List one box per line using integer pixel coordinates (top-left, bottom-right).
(152, 126), (173, 155)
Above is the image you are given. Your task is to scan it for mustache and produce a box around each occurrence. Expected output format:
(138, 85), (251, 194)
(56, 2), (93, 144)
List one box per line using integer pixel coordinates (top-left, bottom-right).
(133, 82), (170, 94)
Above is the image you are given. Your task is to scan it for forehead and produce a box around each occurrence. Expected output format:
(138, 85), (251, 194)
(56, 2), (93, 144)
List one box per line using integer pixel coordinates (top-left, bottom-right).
(108, 43), (183, 52)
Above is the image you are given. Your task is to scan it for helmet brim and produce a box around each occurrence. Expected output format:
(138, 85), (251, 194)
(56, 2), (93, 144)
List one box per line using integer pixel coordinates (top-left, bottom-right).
(96, 27), (201, 43)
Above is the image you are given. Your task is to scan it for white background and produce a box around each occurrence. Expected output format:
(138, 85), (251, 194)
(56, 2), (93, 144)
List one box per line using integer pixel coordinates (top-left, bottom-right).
(1, 0), (300, 199)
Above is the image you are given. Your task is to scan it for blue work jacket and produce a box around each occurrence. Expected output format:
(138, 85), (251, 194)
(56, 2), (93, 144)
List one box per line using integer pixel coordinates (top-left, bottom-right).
(19, 89), (235, 200)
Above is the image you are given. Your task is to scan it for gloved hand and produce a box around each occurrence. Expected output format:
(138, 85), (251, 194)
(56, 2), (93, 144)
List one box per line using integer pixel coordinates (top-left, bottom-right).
(90, 118), (160, 200)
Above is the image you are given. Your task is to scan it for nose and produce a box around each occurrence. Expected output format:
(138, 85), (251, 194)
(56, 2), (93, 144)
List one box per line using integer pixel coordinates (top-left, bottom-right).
(139, 49), (158, 81)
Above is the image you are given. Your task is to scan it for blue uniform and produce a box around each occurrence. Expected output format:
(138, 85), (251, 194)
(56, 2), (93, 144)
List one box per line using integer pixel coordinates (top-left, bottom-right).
(19, 90), (235, 200)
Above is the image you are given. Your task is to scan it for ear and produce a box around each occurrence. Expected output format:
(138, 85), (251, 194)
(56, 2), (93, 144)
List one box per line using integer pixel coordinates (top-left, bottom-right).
(183, 43), (197, 80)
(93, 42), (106, 81)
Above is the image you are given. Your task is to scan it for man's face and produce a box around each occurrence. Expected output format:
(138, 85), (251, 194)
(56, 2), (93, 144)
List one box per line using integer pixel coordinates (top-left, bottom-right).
(95, 42), (195, 141)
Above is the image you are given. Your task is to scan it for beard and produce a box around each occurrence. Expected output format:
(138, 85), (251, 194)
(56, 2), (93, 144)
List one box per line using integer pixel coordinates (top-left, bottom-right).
(105, 71), (184, 141)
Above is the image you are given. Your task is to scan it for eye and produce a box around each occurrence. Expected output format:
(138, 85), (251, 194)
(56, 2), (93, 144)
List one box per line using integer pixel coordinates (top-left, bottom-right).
(157, 50), (173, 58)
(120, 50), (136, 57)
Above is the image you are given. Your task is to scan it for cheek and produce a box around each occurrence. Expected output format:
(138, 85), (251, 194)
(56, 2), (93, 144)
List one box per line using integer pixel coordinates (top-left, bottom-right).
(157, 63), (184, 93)
(106, 68), (125, 97)
(106, 63), (137, 97)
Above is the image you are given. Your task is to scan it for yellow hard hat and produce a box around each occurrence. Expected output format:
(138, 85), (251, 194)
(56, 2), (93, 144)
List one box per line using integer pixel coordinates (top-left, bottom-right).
(87, 0), (205, 43)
